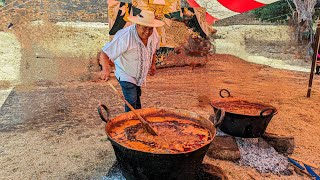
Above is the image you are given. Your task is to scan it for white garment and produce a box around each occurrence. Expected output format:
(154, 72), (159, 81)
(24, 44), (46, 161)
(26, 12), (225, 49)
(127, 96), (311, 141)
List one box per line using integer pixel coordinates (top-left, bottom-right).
(102, 24), (160, 86)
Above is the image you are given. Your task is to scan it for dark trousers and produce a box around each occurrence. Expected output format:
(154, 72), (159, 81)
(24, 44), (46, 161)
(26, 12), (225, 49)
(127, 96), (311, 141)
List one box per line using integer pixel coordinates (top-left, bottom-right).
(119, 81), (141, 112)
(316, 66), (320, 74)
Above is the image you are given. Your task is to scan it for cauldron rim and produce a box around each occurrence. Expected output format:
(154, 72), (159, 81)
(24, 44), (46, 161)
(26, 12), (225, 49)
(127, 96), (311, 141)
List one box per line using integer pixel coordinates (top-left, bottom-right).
(104, 108), (216, 155)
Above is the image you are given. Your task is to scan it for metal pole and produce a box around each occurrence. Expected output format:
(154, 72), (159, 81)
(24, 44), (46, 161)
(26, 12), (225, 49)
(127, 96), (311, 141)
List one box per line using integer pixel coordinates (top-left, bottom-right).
(307, 19), (320, 97)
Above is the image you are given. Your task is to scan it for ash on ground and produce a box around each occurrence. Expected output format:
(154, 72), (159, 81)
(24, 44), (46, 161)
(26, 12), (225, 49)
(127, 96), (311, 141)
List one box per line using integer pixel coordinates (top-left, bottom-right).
(102, 162), (126, 180)
(216, 128), (229, 136)
(236, 138), (291, 175)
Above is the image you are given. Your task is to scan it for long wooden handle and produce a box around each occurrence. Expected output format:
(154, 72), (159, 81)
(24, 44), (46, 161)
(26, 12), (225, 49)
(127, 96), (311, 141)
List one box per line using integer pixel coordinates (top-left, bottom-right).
(108, 82), (145, 121)
(107, 82), (158, 136)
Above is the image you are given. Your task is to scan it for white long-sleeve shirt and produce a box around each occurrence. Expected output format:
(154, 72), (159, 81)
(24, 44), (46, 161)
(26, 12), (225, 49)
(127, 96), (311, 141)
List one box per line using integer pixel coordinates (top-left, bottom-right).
(102, 24), (160, 86)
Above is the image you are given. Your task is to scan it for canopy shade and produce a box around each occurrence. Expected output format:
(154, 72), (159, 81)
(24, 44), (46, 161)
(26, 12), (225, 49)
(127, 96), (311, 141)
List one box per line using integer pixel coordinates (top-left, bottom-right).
(187, 0), (280, 24)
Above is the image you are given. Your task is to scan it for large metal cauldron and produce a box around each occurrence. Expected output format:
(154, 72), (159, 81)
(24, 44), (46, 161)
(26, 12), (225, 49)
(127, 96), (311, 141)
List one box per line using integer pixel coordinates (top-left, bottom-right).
(210, 89), (277, 138)
(98, 105), (220, 180)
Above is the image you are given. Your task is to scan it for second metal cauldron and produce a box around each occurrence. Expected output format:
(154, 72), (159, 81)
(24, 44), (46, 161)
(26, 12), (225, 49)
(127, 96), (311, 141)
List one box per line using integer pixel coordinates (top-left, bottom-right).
(210, 89), (277, 138)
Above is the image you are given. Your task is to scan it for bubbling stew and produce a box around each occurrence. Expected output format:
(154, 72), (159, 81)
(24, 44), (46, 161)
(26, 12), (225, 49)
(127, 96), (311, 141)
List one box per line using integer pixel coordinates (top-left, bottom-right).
(211, 99), (270, 116)
(109, 116), (212, 154)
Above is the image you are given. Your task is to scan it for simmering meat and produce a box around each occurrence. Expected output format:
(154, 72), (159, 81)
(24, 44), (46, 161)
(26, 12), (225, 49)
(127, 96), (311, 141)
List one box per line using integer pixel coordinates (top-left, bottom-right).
(109, 116), (212, 154)
(211, 99), (271, 116)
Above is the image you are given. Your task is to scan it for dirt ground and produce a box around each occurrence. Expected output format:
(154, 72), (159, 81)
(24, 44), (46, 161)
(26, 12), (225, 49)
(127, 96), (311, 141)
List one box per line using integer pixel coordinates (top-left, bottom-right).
(0, 22), (109, 84)
(1, 21), (320, 179)
(0, 53), (320, 179)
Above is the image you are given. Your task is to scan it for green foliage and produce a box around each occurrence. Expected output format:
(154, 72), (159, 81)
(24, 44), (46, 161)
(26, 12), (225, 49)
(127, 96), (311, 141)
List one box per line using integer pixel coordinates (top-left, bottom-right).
(0, 0), (5, 7)
(252, 0), (295, 22)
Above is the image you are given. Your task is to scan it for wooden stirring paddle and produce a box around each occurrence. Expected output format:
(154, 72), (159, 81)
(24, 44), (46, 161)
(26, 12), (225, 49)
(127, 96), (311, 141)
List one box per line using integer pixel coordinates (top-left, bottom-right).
(107, 82), (158, 136)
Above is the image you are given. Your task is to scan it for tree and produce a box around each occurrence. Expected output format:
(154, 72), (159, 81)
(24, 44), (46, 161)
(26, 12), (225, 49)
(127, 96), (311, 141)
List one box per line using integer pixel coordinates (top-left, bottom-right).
(252, 0), (294, 22)
(292, 0), (317, 61)
(0, 0), (5, 7)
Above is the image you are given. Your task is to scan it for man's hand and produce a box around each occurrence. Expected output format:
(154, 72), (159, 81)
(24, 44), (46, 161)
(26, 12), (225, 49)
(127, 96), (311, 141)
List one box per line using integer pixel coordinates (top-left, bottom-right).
(98, 51), (112, 81)
(150, 64), (156, 76)
(100, 69), (111, 81)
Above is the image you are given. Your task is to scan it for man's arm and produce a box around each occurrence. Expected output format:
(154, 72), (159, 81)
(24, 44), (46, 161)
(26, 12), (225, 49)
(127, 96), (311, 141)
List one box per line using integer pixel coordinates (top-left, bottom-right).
(99, 50), (113, 81)
(150, 53), (157, 76)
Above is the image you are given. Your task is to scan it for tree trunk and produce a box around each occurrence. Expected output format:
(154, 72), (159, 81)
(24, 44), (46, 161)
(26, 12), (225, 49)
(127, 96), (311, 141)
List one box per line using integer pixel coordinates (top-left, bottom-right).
(292, 0), (317, 61)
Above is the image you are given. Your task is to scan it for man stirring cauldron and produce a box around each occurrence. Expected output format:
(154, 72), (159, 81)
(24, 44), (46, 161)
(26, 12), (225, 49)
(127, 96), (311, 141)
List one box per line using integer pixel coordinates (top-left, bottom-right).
(99, 10), (165, 112)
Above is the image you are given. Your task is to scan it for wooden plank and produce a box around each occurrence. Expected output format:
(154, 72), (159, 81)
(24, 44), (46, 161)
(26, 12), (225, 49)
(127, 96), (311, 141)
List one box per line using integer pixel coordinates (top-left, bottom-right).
(307, 18), (320, 97)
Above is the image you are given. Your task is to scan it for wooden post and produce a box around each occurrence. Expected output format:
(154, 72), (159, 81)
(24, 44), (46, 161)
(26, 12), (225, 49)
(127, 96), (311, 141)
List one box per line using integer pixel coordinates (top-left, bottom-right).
(307, 19), (320, 97)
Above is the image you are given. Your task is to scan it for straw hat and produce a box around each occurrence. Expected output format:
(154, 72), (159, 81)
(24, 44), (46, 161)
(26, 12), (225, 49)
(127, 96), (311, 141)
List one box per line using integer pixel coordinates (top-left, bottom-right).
(127, 10), (165, 27)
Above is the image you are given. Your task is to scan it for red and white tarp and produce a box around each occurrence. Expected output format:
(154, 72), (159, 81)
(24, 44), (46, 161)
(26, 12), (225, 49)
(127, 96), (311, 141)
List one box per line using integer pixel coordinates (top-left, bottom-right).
(187, 0), (280, 24)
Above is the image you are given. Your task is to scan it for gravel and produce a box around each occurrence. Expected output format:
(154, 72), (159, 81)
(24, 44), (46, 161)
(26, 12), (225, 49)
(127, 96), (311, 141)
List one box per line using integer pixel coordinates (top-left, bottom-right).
(236, 138), (291, 175)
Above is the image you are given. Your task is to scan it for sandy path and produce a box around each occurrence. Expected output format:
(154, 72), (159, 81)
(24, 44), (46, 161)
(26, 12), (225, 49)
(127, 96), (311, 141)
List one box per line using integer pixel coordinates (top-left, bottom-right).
(0, 32), (21, 82)
(1, 23), (320, 179)
(215, 25), (311, 73)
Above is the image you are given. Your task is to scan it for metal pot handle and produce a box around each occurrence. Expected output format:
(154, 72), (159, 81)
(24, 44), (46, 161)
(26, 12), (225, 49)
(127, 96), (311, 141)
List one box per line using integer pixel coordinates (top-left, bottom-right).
(97, 102), (110, 123)
(260, 107), (277, 117)
(219, 89), (231, 98)
(209, 108), (225, 128)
